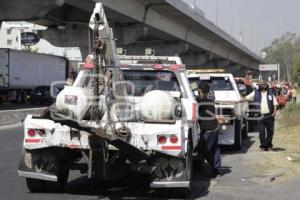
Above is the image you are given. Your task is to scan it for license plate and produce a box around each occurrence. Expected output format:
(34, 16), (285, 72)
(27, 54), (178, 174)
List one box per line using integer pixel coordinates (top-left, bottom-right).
(199, 74), (210, 80)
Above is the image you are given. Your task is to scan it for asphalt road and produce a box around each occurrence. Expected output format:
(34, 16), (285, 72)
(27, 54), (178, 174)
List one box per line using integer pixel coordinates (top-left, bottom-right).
(0, 124), (300, 200)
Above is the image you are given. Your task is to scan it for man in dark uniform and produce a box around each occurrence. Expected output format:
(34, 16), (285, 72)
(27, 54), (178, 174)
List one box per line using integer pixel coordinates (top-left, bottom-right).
(241, 81), (278, 151)
(244, 70), (254, 95)
(196, 82), (221, 176)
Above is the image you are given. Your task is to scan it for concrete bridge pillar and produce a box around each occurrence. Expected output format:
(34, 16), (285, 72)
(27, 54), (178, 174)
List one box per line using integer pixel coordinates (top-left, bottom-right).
(38, 23), (92, 59)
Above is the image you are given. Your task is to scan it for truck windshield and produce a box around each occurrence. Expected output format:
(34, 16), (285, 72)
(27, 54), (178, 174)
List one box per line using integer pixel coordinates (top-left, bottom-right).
(189, 77), (234, 91)
(122, 70), (180, 96)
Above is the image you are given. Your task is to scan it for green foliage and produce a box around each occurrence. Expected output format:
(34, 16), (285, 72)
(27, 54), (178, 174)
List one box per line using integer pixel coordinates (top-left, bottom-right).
(292, 54), (300, 82)
(262, 32), (300, 82)
(279, 103), (300, 128)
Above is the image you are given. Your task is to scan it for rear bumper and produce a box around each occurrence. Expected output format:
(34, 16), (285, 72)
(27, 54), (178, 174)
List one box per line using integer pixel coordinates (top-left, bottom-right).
(151, 181), (190, 188)
(18, 170), (57, 182)
(24, 116), (187, 157)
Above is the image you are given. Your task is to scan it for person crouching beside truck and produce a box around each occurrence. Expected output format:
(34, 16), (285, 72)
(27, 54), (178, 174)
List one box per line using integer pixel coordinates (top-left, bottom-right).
(196, 82), (222, 176)
(240, 81), (278, 151)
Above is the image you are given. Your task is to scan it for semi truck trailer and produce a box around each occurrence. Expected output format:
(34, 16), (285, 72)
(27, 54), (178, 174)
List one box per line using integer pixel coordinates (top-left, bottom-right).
(0, 48), (68, 103)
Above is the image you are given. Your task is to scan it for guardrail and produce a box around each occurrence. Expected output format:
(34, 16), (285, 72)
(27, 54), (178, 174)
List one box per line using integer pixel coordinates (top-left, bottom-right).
(0, 107), (47, 126)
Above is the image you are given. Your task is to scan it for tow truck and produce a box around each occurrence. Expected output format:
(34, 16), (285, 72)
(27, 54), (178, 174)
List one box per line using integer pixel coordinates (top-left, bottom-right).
(188, 71), (248, 150)
(18, 3), (199, 197)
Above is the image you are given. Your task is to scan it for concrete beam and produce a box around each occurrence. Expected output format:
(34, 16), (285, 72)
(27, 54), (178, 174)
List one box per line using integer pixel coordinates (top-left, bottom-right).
(98, 0), (259, 68)
(0, 0), (64, 21)
(225, 65), (242, 75)
(119, 41), (189, 56)
(39, 23), (91, 57)
(114, 24), (149, 46)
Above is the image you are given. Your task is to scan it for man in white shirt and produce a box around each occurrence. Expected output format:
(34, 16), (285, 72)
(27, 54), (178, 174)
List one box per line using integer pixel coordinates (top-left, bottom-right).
(241, 81), (278, 151)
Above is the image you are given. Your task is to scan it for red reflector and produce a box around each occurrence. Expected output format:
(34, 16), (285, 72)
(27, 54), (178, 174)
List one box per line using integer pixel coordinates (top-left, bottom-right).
(25, 139), (41, 143)
(27, 129), (36, 137)
(170, 135), (178, 144)
(161, 146), (182, 150)
(168, 64), (184, 71)
(153, 64), (164, 70)
(158, 136), (167, 144)
(68, 144), (78, 149)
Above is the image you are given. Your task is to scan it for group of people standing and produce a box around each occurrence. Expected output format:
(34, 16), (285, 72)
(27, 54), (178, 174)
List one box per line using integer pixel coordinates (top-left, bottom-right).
(195, 71), (281, 177)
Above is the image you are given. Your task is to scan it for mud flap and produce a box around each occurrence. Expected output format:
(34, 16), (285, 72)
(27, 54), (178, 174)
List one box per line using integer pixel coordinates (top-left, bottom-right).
(149, 154), (190, 188)
(18, 148), (58, 182)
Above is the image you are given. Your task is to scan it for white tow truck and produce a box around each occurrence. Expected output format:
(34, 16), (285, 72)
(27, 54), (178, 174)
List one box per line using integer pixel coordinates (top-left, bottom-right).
(188, 72), (248, 150)
(18, 3), (199, 197)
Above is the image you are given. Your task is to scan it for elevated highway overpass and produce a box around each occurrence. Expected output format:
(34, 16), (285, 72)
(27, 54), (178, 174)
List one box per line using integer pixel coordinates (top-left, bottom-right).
(0, 0), (262, 75)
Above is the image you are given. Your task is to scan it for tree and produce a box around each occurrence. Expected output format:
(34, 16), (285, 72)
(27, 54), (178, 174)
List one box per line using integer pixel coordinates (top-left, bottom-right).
(292, 54), (300, 82)
(262, 32), (298, 82)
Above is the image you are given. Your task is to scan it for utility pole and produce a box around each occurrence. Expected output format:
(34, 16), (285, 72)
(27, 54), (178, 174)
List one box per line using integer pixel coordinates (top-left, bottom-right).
(216, 0), (219, 26)
(230, 0), (233, 35)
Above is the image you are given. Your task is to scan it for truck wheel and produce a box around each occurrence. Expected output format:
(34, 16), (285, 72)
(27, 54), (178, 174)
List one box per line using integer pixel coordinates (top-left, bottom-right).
(193, 153), (204, 172)
(26, 178), (44, 192)
(26, 162), (69, 193)
(156, 141), (193, 198)
(242, 119), (248, 139)
(45, 162), (69, 193)
(233, 119), (242, 150)
(17, 91), (22, 104)
(176, 139), (193, 198)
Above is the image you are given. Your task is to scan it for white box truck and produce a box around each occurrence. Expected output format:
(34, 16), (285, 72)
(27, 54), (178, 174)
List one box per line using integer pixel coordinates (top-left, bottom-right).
(0, 48), (68, 103)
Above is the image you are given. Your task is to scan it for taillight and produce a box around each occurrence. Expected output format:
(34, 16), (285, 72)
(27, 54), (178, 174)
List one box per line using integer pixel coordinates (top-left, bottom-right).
(158, 135), (167, 144)
(153, 64), (164, 70)
(27, 129), (46, 137)
(170, 135), (178, 144)
(192, 103), (198, 122)
(27, 129), (36, 137)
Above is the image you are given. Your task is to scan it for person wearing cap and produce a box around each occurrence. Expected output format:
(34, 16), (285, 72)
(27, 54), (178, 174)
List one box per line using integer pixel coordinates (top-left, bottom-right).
(240, 81), (278, 151)
(196, 82), (221, 176)
(244, 71), (254, 95)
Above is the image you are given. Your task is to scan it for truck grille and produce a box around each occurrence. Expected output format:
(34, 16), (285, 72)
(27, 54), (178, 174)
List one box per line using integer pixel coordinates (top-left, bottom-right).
(216, 108), (235, 116)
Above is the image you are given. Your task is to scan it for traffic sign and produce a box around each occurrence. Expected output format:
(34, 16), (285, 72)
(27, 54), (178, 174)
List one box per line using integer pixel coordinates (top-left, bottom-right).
(21, 32), (40, 46)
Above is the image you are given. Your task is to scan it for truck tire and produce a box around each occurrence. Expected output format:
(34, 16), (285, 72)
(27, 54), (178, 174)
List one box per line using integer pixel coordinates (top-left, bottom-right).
(26, 178), (44, 192)
(44, 162), (69, 193)
(175, 138), (193, 198)
(233, 119), (242, 150)
(242, 119), (248, 139)
(26, 162), (69, 193)
(17, 91), (22, 104)
(154, 140), (193, 198)
(193, 153), (204, 172)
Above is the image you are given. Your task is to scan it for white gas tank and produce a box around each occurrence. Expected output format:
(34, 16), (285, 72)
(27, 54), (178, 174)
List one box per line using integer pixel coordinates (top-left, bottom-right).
(56, 86), (93, 120)
(140, 90), (176, 121)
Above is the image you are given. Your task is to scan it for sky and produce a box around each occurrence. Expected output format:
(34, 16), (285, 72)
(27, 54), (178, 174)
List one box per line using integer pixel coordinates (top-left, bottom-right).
(185, 0), (300, 54)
